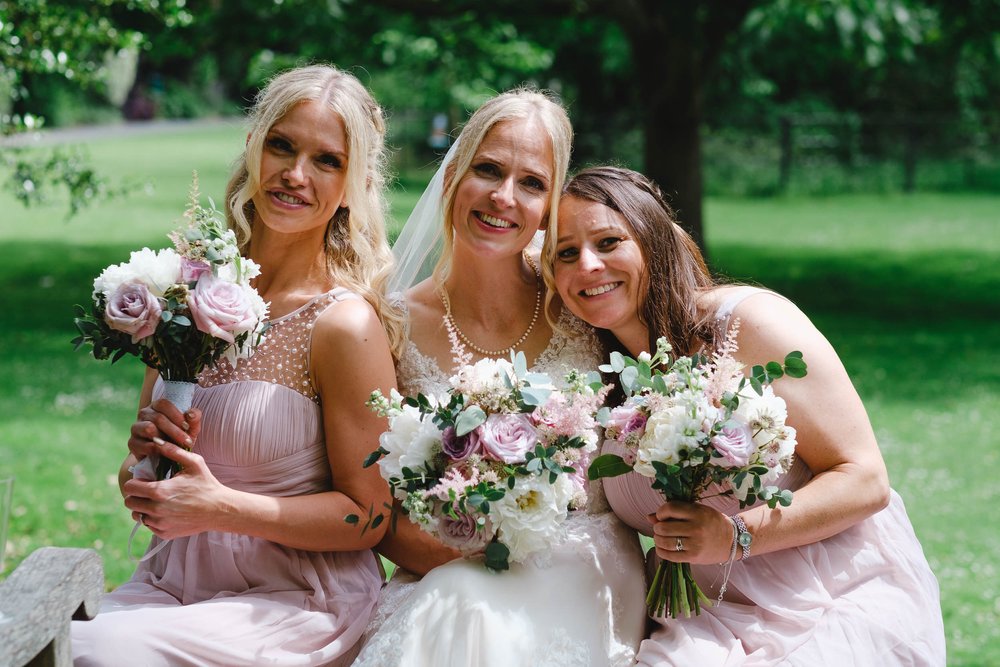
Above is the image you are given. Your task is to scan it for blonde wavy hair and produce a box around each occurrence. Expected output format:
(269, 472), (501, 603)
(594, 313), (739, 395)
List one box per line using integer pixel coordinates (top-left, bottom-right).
(224, 64), (405, 357)
(434, 87), (573, 286)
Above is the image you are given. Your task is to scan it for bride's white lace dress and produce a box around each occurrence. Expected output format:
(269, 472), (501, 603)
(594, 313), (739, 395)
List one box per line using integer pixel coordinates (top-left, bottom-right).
(353, 310), (647, 667)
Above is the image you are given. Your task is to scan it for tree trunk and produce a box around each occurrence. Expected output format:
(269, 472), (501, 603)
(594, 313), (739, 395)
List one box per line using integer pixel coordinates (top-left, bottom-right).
(626, 15), (707, 253)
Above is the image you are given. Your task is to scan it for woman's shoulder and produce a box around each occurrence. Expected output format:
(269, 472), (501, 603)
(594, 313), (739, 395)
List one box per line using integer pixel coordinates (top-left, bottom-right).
(311, 290), (387, 349)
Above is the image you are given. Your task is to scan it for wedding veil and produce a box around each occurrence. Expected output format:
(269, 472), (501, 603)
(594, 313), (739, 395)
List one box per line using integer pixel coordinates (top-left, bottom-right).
(388, 140), (460, 293)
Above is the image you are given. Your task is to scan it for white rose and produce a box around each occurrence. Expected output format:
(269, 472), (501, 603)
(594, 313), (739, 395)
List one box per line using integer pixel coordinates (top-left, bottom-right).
(493, 474), (573, 563)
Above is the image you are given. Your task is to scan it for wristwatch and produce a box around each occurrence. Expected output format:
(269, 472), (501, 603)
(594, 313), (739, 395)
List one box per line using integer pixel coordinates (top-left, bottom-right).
(731, 514), (752, 560)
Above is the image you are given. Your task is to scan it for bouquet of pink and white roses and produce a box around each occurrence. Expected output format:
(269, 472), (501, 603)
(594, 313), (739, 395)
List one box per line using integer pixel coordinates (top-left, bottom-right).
(358, 354), (609, 571)
(73, 175), (268, 479)
(588, 324), (807, 618)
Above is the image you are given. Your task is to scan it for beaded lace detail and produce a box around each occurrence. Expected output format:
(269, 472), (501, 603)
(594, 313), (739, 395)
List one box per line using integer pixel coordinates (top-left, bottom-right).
(397, 307), (603, 397)
(198, 288), (358, 403)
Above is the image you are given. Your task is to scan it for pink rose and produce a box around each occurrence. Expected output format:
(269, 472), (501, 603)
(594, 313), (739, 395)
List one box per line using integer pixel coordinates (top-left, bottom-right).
(436, 512), (493, 553)
(442, 425), (482, 461)
(477, 413), (537, 463)
(181, 258), (212, 283)
(711, 419), (755, 468)
(606, 406), (647, 441)
(188, 274), (257, 344)
(104, 281), (162, 342)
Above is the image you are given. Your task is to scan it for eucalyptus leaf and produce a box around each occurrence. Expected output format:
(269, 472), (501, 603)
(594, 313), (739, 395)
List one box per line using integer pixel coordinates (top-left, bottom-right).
(520, 386), (552, 407)
(621, 365), (639, 393)
(596, 406), (611, 426)
(610, 351), (626, 373)
(512, 351), (528, 378)
(455, 405), (487, 436)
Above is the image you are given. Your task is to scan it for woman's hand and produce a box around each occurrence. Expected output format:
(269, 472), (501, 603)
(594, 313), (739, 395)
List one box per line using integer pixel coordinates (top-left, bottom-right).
(649, 500), (734, 565)
(128, 398), (202, 461)
(123, 439), (234, 540)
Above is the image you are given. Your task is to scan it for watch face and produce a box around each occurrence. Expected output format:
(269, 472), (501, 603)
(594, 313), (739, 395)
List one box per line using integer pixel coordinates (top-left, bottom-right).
(738, 532), (753, 547)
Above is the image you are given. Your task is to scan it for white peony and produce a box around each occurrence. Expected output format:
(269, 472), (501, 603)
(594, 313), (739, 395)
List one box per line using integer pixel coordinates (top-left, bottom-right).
(493, 473), (573, 563)
(449, 357), (515, 403)
(125, 247), (182, 297)
(377, 405), (442, 483)
(634, 403), (705, 477)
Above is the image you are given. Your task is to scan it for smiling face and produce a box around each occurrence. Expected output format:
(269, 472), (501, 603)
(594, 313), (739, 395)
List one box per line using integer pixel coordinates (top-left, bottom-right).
(450, 116), (554, 260)
(553, 195), (647, 339)
(251, 99), (349, 236)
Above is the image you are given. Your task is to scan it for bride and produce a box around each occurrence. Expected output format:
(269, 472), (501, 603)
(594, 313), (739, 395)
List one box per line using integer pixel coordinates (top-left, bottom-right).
(354, 89), (647, 667)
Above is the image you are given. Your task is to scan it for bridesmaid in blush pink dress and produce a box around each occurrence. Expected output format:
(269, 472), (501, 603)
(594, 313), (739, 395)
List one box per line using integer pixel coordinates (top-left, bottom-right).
(545, 166), (945, 666)
(72, 65), (406, 666)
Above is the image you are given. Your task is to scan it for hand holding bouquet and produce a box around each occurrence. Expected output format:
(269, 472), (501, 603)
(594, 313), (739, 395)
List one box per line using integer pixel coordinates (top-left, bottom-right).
(588, 324), (807, 618)
(358, 354), (609, 571)
(73, 175), (268, 480)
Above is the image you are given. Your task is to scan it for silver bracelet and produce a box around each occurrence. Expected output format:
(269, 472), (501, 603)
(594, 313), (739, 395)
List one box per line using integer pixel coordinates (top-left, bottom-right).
(716, 518), (740, 605)
(730, 514), (752, 560)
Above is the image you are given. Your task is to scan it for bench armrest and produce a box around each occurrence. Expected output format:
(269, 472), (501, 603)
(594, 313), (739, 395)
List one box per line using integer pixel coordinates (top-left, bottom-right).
(0, 547), (104, 667)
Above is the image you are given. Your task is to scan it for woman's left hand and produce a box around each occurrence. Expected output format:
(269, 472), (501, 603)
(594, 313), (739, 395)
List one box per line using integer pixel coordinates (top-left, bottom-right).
(123, 439), (235, 540)
(649, 500), (734, 565)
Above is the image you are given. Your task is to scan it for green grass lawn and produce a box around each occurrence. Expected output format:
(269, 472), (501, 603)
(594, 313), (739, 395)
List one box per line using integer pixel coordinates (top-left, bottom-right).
(1, 123), (997, 664)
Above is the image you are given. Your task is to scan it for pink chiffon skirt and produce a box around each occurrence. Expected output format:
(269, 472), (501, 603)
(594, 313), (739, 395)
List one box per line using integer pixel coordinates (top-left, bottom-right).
(603, 439), (946, 666)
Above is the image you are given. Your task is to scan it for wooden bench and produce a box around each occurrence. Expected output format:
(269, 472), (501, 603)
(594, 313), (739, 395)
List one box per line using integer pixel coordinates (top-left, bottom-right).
(0, 547), (103, 667)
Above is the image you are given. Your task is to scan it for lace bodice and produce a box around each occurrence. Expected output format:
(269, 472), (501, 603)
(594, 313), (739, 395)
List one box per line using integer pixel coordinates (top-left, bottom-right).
(198, 287), (359, 402)
(396, 307), (604, 396)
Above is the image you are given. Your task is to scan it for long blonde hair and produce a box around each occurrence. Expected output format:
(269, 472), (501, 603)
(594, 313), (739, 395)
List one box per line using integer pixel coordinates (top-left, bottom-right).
(434, 87), (573, 283)
(224, 64), (404, 357)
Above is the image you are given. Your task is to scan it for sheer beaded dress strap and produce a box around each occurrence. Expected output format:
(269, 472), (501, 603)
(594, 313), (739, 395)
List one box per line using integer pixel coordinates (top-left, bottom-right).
(714, 286), (793, 334)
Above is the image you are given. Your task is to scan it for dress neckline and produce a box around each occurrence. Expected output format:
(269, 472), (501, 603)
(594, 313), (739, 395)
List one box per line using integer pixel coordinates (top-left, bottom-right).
(402, 307), (575, 381)
(267, 287), (352, 324)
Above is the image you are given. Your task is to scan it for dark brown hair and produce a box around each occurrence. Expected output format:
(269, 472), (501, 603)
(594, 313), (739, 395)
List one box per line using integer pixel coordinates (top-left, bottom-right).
(559, 166), (718, 357)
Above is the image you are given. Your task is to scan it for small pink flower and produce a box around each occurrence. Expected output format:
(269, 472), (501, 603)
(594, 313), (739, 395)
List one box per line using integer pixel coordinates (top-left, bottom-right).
(188, 274), (258, 344)
(711, 419), (755, 468)
(104, 281), (162, 342)
(477, 413), (537, 463)
(606, 406), (647, 441)
(181, 258), (212, 283)
(436, 512), (493, 553)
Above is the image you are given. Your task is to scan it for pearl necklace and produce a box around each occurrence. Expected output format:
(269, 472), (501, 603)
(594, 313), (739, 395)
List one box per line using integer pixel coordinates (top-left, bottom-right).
(439, 252), (542, 358)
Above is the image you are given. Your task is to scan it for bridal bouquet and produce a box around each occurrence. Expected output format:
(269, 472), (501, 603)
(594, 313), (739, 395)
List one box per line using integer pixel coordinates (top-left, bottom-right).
(588, 324), (807, 618)
(360, 354), (609, 571)
(73, 175), (268, 479)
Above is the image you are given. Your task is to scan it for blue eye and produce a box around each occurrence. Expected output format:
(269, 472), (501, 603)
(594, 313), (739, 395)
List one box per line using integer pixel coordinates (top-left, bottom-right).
(522, 176), (547, 192)
(556, 247), (579, 262)
(473, 163), (500, 177)
(318, 154), (343, 169)
(266, 137), (292, 152)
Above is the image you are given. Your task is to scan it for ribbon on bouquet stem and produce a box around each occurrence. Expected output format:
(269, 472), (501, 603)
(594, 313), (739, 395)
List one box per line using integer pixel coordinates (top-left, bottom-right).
(127, 379), (197, 562)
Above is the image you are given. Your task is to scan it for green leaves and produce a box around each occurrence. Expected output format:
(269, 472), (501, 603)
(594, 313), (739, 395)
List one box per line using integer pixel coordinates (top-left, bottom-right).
(484, 541), (510, 572)
(587, 454), (633, 480)
(750, 350), (808, 393)
(784, 351), (808, 378)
